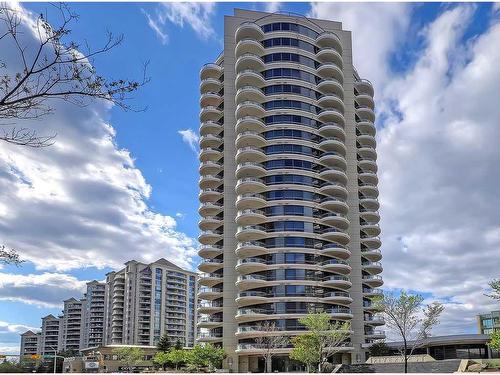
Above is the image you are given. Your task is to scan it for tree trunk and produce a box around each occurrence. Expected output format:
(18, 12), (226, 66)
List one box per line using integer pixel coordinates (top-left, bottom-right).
(266, 355), (272, 373)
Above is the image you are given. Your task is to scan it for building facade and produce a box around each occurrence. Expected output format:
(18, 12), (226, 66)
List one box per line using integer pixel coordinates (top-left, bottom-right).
(20, 330), (41, 356)
(82, 281), (106, 348)
(104, 258), (198, 347)
(60, 298), (84, 352)
(478, 310), (500, 334)
(197, 9), (384, 372)
(40, 314), (61, 355)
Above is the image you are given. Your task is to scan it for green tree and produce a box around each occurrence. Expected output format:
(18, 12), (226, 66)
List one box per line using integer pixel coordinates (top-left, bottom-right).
(374, 291), (444, 373)
(0, 361), (25, 373)
(167, 349), (188, 370)
(157, 333), (171, 352)
(174, 339), (183, 350)
(186, 344), (226, 372)
(112, 347), (145, 372)
(368, 341), (392, 357)
(295, 313), (351, 372)
(254, 321), (289, 372)
(153, 351), (170, 371)
(486, 279), (500, 300)
(489, 331), (500, 351)
(290, 334), (320, 372)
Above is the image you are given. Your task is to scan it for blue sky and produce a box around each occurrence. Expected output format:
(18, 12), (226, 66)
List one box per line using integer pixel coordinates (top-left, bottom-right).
(1, 1), (500, 354)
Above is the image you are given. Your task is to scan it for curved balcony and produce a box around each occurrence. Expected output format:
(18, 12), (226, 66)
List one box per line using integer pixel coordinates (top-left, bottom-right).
(236, 53), (265, 73)
(319, 168), (348, 184)
(236, 225), (267, 242)
(235, 147), (266, 164)
(199, 188), (223, 203)
(235, 101), (265, 118)
(199, 216), (223, 231)
(199, 134), (222, 149)
(236, 193), (266, 210)
(358, 159), (378, 174)
(360, 235), (382, 249)
(358, 171), (378, 186)
(199, 161), (222, 176)
(200, 63), (223, 81)
(321, 258), (351, 274)
(321, 227), (350, 244)
(198, 202), (223, 216)
(199, 174), (222, 190)
(358, 182), (379, 197)
(323, 291), (353, 304)
(235, 241), (267, 258)
(361, 248), (382, 262)
(197, 317), (223, 329)
(198, 230), (223, 245)
(235, 70), (265, 89)
(317, 94), (345, 112)
(236, 162), (267, 179)
(355, 79), (374, 97)
(235, 290), (269, 305)
(362, 275), (383, 287)
(355, 93), (375, 110)
(318, 180), (348, 198)
(316, 47), (343, 67)
(359, 196), (380, 211)
(236, 209), (267, 226)
(200, 78), (222, 94)
(198, 301), (223, 314)
(235, 22), (264, 42)
(320, 212), (349, 229)
(199, 273), (223, 287)
(316, 32), (342, 53)
(198, 258), (224, 273)
(319, 196), (349, 213)
(357, 120), (376, 136)
(235, 274), (268, 290)
(318, 122), (345, 139)
(318, 108), (346, 125)
(360, 222), (381, 237)
(365, 315), (385, 326)
(198, 244), (223, 259)
(235, 116), (266, 133)
(235, 131), (266, 149)
(316, 63), (344, 83)
(357, 134), (377, 149)
(197, 287), (223, 300)
(317, 78), (344, 97)
(362, 261), (383, 274)
(200, 106), (223, 122)
(359, 208), (380, 224)
(235, 38), (265, 57)
(366, 330), (386, 340)
(319, 243), (350, 259)
(356, 106), (376, 124)
(235, 257), (268, 274)
(319, 153), (347, 172)
(318, 137), (346, 155)
(363, 288), (383, 297)
(235, 177), (266, 195)
(235, 85), (265, 105)
(199, 147), (222, 163)
(200, 92), (223, 107)
(321, 275), (352, 289)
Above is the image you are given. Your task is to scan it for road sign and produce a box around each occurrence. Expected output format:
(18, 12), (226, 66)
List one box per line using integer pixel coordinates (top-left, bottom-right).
(85, 361), (99, 369)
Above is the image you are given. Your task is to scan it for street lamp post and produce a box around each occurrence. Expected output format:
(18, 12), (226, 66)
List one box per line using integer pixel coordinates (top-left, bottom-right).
(48, 346), (63, 374)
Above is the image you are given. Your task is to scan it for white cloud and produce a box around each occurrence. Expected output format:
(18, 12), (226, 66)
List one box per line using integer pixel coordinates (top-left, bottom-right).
(264, 2), (281, 13)
(0, 272), (87, 307)
(178, 128), (200, 153)
(143, 3), (216, 44)
(0, 5), (198, 273)
(376, 4), (500, 334)
(0, 321), (38, 334)
(141, 8), (169, 45)
(308, 3), (411, 93)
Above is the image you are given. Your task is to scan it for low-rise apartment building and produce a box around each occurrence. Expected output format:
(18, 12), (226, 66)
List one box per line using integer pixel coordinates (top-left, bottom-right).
(477, 310), (500, 334)
(20, 330), (41, 356)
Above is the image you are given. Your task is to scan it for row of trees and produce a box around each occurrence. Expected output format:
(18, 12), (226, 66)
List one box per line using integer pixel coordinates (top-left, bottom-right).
(153, 344), (226, 372)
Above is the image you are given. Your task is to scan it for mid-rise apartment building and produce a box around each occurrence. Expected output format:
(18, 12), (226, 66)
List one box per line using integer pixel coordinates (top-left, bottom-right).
(81, 281), (106, 348)
(60, 298), (84, 352)
(40, 314), (61, 355)
(104, 258), (198, 347)
(478, 310), (500, 334)
(20, 330), (41, 356)
(197, 9), (384, 372)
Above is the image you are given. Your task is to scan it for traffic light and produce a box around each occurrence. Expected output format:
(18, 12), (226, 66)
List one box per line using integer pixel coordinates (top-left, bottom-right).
(30, 354), (41, 360)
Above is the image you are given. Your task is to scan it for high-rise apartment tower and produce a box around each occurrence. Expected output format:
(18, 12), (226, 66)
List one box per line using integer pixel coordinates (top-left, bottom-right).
(197, 9), (384, 372)
(104, 258), (198, 347)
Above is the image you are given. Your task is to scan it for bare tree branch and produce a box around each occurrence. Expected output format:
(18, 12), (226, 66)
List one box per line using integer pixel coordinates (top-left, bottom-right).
(254, 321), (289, 373)
(0, 2), (150, 148)
(0, 245), (24, 266)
